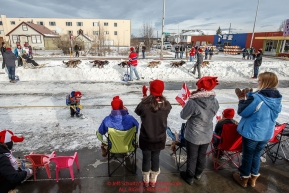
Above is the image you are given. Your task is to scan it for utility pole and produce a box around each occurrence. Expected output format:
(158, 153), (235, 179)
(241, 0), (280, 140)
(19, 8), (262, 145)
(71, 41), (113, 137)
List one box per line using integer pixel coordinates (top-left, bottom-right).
(229, 23), (231, 34)
(160, 0), (165, 59)
(250, 0), (260, 48)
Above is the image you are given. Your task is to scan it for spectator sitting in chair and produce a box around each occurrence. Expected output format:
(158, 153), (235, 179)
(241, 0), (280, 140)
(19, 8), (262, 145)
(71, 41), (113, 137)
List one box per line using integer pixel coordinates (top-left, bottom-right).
(96, 96), (139, 157)
(214, 108), (238, 147)
(0, 130), (33, 193)
(21, 50), (39, 67)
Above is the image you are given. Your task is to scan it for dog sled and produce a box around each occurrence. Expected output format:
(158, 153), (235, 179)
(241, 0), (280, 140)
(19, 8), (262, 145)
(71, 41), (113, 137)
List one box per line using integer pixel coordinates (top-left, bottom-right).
(20, 56), (46, 69)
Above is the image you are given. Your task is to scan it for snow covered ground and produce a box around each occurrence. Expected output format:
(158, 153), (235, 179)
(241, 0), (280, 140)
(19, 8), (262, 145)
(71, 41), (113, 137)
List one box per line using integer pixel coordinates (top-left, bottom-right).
(0, 52), (288, 154)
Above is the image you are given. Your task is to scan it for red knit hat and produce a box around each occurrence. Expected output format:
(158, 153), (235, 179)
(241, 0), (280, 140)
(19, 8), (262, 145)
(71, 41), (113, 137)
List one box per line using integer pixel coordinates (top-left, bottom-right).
(196, 76), (219, 91)
(222, 108), (235, 119)
(130, 47), (135, 51)
(0, 130), (24, 143)
(111, 96), (124, 110)
(150, 79), (164, 96)
(198, 48), (203, 52)
(6, 47), (11, 51)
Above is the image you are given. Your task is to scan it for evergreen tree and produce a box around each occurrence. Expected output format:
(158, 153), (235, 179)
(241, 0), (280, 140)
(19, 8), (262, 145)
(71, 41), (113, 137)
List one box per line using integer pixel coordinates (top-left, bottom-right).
(216, 26), (222, 35)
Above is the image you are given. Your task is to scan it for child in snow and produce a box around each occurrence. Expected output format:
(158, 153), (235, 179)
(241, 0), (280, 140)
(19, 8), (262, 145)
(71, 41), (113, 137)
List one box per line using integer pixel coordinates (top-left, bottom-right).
(0, 130), (33, 193)
(66, 91), (83, 117)
(96, 96), (139, 157)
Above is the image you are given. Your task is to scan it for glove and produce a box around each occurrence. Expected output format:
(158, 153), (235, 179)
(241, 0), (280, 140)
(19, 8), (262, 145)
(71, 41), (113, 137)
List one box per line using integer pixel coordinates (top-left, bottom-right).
(142, 85), (148, 97)
(235, 88), (246, 100)
(243, 88), (253, 94)
(22, 168), (33, 183)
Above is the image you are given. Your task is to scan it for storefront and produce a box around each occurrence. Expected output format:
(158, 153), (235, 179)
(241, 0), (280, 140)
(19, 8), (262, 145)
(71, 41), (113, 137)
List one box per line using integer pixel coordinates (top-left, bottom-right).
(255, 36), (289, 56)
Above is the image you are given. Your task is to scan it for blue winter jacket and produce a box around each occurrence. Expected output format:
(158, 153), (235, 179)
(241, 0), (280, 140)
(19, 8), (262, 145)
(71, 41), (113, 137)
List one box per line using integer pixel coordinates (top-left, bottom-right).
(98, 110), (139, 135)
(237, 89), (282, 141)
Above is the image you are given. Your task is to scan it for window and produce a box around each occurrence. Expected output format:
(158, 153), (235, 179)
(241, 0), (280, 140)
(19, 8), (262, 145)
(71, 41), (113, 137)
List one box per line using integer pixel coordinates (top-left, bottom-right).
(22, 25), (28, 31)
(10, 21), (15, 25)
(37, 21), (44, 25)
(31, 35), (42, 43)
(104, 31), (109, 35)
(0, 21), (2, 25)
(114, 23), (117, 27)
(93, 22), (99, 26)
(76, 22), (83, 26)
(93, 31), (99, 35)
(114, 31), (117, 35)
(12, 35), (20, 43)
(104, 22), (108, 26)
(0, 30), (4, 34)
(66, 22), (72, 26)
(49, 22), (56, 26)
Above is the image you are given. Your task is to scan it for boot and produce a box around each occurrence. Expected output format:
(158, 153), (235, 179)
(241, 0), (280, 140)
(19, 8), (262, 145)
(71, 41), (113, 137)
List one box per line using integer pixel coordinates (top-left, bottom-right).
(180, 171), (194, 185)
(248, 174), (260, 187)
(194, 171), (203, 180)
(233, 172), (250, 188)
(101, 143), (108, 157)
(149, 169), (160, 187)
(142, 171), (150, 188)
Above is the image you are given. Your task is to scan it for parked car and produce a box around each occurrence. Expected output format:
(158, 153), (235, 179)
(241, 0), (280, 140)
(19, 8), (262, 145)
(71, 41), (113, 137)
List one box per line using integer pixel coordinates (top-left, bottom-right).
(163, 42), (172, 50)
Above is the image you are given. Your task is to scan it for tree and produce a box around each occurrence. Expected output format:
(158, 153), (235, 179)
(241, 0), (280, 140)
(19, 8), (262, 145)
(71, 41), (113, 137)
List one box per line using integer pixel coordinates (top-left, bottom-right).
(278, 20), (287, 31)
(139, 22), (154, 50)
(52, 34), (71, 55)
(216, 26), (222, 35)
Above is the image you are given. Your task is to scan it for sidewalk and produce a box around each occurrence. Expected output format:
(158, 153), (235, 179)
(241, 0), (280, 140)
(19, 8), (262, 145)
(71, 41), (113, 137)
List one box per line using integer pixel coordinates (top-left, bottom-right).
(16, 147), (289, 193)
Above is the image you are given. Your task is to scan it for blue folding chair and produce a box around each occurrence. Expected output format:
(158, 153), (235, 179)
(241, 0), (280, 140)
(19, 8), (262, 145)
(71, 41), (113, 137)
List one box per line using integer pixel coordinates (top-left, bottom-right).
(167, 123), (187, 169)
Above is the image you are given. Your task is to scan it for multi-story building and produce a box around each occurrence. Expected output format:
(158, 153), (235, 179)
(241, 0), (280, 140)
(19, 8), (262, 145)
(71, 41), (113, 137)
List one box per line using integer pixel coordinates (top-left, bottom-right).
(0, 14), (131, 46)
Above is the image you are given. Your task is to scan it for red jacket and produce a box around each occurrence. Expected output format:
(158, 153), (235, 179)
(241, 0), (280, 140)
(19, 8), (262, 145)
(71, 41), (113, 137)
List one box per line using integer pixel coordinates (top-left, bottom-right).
(190, 47), (196, 56)
(128, 52), (138, 66)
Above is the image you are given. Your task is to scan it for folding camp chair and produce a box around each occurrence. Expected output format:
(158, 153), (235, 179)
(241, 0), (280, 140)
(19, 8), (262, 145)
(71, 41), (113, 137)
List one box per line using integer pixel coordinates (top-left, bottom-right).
(107, 126), (137, 177)
(213, 123), (242, 170)
(167, 123), (187, 170)
(262, 123), (286, 163)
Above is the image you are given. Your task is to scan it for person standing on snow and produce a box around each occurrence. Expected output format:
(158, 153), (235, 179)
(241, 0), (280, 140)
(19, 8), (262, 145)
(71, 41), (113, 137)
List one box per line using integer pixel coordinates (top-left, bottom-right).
(3, 48), (17, 83)
(252, 49), (262, 79)
(66, 91), (83, 117)
(128, 47), (140, 81)
(14, 45), (24, 67)
(141, 44), (146, 59)
(1, 42), (6, 69)
(190, 48), (203, 79)
(74, 43), (80, 57)
(135, 79), (172, 188)
(233, 72), (282, 188)
(189, 46), (196, 63)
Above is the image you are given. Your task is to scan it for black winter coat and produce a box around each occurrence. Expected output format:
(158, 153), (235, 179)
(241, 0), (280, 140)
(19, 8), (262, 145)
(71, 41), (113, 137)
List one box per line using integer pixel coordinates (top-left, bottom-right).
(3, 51), (17, 67)
(0, 145), (27, 193)
(135, 99), (172, 151)
(254, 53), (262, 66)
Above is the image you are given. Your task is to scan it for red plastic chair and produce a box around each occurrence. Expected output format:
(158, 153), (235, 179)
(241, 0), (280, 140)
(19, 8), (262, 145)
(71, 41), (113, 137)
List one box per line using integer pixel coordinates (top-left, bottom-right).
(50, 152), (80, 182)
(25, 151), (56, 180)
(213, 123), (242, 170)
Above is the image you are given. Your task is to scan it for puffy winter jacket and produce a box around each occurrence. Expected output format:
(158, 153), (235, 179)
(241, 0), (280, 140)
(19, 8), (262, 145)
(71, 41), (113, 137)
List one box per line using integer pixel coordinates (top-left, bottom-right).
(3, 50), (17, 67)
(128, 52), (138, 66)
(0, 145), (27, 193)
(181, 95), (219, 145)
(189, 48), (196, 56)
(237, 89), (282, 141)
(254, 53), (262, 66)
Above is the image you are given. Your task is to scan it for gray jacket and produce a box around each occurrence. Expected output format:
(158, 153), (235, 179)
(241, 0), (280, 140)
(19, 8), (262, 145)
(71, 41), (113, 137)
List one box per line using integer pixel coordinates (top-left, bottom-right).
(180, 95), (219, 145)
(3, 50), (17, 67)
(196, 52), (203, 65)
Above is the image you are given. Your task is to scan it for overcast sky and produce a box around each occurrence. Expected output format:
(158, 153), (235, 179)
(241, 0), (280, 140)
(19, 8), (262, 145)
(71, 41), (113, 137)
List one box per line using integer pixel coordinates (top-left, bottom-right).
(1, 0), (288, 37)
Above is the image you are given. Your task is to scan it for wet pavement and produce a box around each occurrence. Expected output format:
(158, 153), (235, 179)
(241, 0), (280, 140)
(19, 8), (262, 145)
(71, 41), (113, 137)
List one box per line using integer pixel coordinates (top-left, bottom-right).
(15, 146), (289, 193)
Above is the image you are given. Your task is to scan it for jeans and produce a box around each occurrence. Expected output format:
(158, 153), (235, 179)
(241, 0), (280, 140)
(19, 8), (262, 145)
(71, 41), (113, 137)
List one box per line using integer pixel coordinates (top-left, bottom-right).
(238, 137), (267, 177)
(130, 65), (140, 80)
(180, 52), (184, 59)
(253, 65), (259, 78)
(190, 56), (194, 62)
(142, 150), (160, 172)
(6, 66), (15, 80)
(175, 52), (179, 59)
(186, 140), (209, 177)
(142, 52), (145, 59)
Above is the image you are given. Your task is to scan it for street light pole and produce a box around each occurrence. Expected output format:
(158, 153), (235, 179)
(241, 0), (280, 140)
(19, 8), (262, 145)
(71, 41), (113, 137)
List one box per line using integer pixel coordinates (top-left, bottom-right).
(160, 0), (165, 59)
(250, 0), (260, 48)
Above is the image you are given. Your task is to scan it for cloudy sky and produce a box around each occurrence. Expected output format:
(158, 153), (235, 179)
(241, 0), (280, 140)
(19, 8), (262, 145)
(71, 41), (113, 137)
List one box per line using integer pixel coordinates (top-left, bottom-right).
(1, 0), (288, 36)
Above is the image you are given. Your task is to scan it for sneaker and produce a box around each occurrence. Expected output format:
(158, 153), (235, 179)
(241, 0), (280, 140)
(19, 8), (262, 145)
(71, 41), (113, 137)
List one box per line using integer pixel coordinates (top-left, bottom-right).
(136, 78), (140, 80)
(76, 113), (83, 118)
(251, 77), (257, 79)
(128, 79), (133, 81)
(11, 80), (17, 83)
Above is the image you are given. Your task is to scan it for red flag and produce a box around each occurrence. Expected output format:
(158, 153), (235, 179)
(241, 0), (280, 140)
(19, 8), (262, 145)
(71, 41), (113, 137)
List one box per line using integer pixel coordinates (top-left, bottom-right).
(175, 83), (191, 107)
